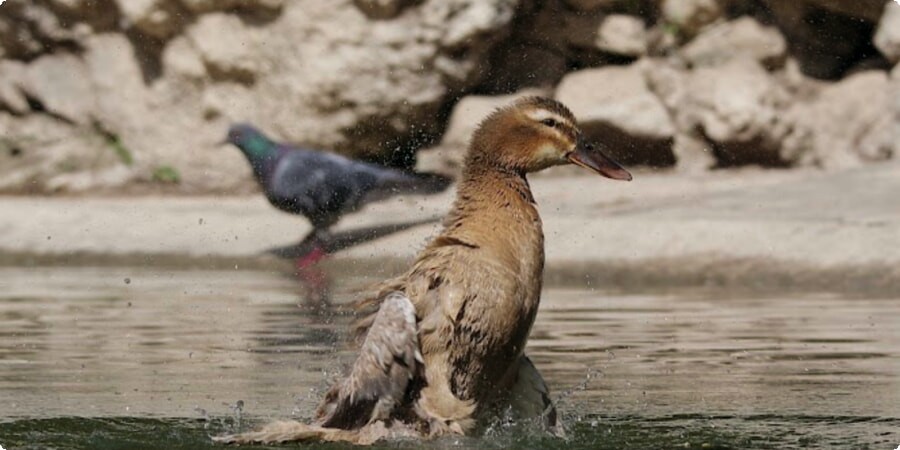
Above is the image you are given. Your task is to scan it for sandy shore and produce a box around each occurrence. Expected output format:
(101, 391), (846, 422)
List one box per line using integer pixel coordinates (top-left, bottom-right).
(2, 163), (899, 293)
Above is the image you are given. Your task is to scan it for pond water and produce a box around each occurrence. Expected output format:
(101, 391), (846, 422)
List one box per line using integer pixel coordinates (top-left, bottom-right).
(0, 266), (898, 449)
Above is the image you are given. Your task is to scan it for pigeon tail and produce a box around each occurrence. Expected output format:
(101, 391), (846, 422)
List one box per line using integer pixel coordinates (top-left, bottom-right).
(379, 172), (452, 196)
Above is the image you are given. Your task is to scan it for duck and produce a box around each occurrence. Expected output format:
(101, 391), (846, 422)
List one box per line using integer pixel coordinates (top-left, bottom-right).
(215, 97), (631, 445)
(225, 124), (452, 262)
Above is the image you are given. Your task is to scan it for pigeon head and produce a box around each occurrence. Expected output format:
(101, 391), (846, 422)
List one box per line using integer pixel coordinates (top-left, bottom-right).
(226, 123), (276, 160)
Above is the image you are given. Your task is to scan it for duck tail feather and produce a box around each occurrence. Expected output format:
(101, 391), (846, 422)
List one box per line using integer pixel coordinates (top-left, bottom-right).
(212, 421), (330, 444)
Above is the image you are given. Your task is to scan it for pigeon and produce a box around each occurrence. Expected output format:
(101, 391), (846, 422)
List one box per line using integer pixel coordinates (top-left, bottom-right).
(225, 124), (452, 256)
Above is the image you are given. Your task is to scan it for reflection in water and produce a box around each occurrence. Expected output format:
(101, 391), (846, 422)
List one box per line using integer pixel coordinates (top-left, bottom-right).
(0, 267), (898, 449)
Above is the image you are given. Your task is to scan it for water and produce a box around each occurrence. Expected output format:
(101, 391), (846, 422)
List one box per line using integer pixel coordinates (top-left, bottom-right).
(0, 266), (898, 449)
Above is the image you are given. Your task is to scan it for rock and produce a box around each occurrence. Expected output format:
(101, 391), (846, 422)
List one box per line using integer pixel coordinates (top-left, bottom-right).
(186, 13), (261, 82)
(161, 35), (207, 79)
(660, 0), (722, 38)
(0, 61), (30, 114)
(45, 165), (135, 192)
(556, 62), (674, 140)
(22, 53), (96, 124)
(82, 33), (238, 191)
(780, 71), (896, 168)
(556, 61), (676, 166)
(114, 0), (186, 39)
(0, 1), (85, 60)
(230, 0), (520, 161)
(84, 34), (149, 133)
(874, 2), (900, 64)
(595, 14), (647, 57)
(681, 17), (787, 69)
(0, 113), (127, 193)
(648, 58), (789, 168)
(681, 59), (787, 146)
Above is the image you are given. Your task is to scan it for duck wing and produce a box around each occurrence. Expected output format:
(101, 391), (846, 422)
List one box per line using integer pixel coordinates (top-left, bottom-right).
(317, 292), (422, 429)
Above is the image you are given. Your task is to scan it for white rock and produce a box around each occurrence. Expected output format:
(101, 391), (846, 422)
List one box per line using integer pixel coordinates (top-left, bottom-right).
(186, 13), (260, 80)
(556, 62), (674, 140)
(595, 14), (647, 57)
(23, 53), (95, 124)
(0, 61), (29, 114)
(162, 35), (207, 79)
(661, 0), (721, 37)
(683, 58), (787, 144)
(681, 17), (787, 68)
(114, 0), (183, 39)
(84, 33), (149, 133)
(0, 113), (122, 193)
(781, 71), (896, 168)
(874, 2), (900, 64)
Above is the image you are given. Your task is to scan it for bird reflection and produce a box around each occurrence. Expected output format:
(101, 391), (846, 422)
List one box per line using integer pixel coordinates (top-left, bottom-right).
(272, 216), (441, 311)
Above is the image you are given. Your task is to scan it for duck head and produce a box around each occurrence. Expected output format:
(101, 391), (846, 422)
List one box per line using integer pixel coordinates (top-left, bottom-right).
(468, 97), (632, 181)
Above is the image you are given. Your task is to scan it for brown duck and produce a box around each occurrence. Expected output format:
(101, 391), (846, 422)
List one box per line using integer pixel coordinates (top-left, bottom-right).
(216, 97), (632, 445)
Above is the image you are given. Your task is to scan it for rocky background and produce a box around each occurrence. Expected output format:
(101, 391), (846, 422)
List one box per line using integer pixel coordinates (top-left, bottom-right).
(0, 0), (898, 194)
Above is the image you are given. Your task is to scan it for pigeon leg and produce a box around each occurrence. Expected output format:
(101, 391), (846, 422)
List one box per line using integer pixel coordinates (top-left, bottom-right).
(294, 228), (331, 267)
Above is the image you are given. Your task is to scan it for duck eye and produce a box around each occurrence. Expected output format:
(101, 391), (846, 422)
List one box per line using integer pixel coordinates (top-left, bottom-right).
(540, 118), (557, 128)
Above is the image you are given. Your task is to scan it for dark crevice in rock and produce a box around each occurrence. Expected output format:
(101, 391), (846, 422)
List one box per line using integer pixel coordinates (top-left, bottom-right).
(0, 1), (85, 62)
(232, 4), (284, 27)
(768, 5), (881, 80)
(710, 136), (789, 168)
(36, 0), (122, 33)
(21, 92), (77, 125)
(124, 30), (166, 84)
(341, 112), (443, 169)
(204, 65), (257, 86)
(581, 122), (676, 167)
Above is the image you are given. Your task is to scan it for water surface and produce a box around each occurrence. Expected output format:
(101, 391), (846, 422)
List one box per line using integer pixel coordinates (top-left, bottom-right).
(0, 266), (898, 449)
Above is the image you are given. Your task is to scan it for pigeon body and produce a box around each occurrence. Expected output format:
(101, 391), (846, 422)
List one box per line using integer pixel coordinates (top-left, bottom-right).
(226, 124), (451, 235)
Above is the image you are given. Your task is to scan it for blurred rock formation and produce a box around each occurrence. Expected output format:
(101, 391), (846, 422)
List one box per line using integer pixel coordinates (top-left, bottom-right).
(0, 0), (897, 192)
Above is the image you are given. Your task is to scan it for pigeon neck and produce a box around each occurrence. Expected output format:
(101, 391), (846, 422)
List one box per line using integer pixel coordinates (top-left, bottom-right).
(239, 135), (279, 180)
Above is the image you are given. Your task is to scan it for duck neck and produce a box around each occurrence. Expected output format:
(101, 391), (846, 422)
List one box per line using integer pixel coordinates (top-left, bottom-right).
(442, 153), (543, 251)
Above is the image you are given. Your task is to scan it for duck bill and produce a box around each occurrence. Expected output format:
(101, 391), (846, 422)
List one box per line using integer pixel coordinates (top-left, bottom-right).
(568, 138), (632, 181)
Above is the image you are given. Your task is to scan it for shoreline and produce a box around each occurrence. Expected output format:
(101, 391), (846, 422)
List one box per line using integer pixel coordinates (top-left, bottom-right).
(2, 163), (898, 295)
